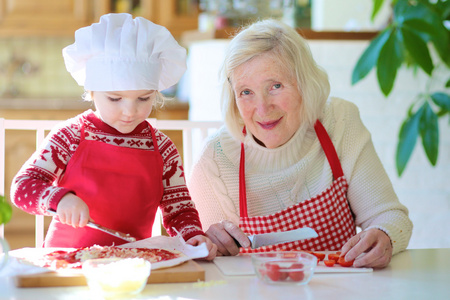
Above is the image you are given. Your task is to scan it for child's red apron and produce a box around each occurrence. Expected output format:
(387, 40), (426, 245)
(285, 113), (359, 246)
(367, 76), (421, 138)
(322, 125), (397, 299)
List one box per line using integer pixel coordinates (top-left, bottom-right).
(44, 121), (163, 248)
(239, 120), (356, 253)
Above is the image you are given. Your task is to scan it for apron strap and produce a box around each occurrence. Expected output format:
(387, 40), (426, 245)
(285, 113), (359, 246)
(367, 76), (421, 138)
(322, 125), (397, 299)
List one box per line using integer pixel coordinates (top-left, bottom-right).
(148, 123), (160, 153)
(239, 126), (248, 218)
(239, 141), (248, 218)
(80, 122), (86, 142)
(314, 120), (344, 179)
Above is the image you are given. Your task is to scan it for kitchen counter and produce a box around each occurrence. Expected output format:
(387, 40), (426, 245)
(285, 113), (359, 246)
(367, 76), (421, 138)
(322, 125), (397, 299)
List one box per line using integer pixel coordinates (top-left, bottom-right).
(1, 248), (449, 300)
(0, 97), (92, 111)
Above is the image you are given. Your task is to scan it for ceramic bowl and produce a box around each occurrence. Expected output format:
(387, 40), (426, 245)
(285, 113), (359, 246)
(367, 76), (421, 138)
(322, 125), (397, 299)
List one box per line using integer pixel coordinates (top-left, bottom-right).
(251, 251), (317, 285)
(82, 257), (151, 298)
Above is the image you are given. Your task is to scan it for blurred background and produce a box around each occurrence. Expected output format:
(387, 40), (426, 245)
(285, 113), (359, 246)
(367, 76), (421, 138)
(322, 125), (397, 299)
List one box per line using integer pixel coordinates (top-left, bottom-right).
(1, 0), (449, 251)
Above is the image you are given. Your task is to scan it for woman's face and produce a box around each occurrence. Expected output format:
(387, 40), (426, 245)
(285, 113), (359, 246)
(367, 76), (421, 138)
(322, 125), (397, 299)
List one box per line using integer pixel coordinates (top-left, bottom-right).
(232, 52), (302, 148)
(93, 90), (155, 134)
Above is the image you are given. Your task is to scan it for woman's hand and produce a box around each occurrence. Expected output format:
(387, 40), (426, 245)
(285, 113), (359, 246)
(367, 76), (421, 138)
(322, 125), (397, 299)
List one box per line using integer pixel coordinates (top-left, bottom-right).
(56, 193), (91, 228)
(205, 220), (250, 256)
(186, 235), (217, 261)
(340, 228), (393, 269)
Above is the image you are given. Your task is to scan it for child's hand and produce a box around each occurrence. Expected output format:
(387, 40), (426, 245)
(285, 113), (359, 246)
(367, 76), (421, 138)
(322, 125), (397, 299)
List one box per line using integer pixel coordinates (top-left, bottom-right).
(56, 193), (91, 228)
(186, 235), (217, 261)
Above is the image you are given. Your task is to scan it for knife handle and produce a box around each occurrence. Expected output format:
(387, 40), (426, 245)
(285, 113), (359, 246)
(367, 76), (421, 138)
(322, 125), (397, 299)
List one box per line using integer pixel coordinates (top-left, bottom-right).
(46, 208), (136, 243)
(232, 236), (252, 248)
(46, 208), (57, 216)
(232, 236), (242, 248)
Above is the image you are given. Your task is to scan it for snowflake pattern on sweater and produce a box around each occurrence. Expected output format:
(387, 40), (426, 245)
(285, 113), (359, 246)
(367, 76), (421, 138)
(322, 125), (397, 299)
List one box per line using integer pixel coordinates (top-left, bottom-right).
(10, 110), (204, 241)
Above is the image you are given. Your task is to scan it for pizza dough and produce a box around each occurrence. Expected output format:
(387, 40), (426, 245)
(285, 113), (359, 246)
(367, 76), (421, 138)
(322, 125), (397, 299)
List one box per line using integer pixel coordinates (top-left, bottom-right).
(18, 246), (184, 270)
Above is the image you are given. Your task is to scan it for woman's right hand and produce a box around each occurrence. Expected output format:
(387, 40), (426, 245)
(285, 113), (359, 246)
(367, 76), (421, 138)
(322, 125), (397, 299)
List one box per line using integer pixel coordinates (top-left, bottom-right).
(56, 193), (90, 228)
(205, 220), (250, 256)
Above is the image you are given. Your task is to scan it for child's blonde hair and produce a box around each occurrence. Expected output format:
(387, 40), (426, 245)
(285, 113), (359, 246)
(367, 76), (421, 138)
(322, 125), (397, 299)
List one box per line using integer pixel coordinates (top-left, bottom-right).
(82, 90), (167, 108)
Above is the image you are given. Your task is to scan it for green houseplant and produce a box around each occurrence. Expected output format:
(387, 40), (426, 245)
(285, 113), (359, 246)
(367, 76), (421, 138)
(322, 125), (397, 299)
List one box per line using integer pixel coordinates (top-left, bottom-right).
(0, 195), (12, 225)
(352, 0), (450, 176)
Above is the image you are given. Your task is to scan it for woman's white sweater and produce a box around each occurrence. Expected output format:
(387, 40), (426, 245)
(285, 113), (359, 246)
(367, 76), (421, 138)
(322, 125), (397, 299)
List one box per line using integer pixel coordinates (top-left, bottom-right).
(188, 98), (412, 255)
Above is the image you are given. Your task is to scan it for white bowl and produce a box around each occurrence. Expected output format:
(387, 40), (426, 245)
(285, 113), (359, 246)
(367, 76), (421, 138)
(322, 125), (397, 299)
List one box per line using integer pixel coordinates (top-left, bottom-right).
(82, 257), (151, 298)
(251, 251), (317, 285)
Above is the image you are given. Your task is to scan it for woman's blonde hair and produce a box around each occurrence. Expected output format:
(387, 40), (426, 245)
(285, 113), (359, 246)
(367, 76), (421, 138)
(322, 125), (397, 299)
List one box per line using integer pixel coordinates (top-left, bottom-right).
(220, 19), (330, 141)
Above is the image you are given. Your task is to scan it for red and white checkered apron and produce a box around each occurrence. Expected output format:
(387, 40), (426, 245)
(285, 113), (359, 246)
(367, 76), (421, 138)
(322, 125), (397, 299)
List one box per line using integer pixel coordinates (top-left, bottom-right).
(239, 120), (356, 253)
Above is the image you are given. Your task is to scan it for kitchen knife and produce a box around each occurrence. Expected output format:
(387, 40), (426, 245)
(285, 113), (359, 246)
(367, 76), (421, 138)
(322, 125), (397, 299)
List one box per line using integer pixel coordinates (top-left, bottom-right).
(46, 209), (137, 243)
(235, 227), (318, 249)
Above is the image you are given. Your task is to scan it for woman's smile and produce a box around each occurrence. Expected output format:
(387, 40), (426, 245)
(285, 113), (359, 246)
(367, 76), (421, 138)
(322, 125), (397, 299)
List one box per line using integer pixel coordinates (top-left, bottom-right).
(257, 117), (283, 130)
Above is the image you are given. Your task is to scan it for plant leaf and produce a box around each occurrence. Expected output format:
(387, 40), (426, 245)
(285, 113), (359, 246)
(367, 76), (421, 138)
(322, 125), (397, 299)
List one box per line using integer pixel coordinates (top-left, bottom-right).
(0, 199), (12, 225)
(351, 28), (392, 85)
(402, 19), (436, 41)
(377, 29), (404, 96)
(394, 0), (427, 22)
(371, 0), (385, 21)
(442, 0), (450, 20)
(395, 0), (450, 66)
(396, 106), (424, 176)
(420, 102), (439, 166)
(431, 92), (450, 112)
(402, 17), (449, 68)
(400, 26), (433, 75)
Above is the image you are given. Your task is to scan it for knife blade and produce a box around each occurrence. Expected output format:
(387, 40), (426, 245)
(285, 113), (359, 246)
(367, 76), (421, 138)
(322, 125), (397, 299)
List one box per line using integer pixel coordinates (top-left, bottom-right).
(235, 227), (318, 249)
(46, 209), (137, 243)
(84, 222), (137, 243)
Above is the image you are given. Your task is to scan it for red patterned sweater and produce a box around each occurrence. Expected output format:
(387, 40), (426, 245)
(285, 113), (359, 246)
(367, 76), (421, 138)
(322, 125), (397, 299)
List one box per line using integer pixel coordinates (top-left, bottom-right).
(10, 110), (204, 241)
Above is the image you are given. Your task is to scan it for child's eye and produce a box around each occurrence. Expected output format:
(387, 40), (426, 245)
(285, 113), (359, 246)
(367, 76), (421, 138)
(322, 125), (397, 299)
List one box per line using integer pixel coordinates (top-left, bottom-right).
(138, 97), (150, 101)
(108, 97), (121, 101)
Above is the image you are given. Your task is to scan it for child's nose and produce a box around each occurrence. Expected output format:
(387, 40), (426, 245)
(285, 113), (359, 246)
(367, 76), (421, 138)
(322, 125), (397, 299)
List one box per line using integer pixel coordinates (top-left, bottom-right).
(122, 101), (138, 116)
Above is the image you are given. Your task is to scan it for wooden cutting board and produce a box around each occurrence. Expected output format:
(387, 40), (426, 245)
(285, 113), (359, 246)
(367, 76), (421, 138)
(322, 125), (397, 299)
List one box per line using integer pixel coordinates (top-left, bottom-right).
(14, 260), (205, 287)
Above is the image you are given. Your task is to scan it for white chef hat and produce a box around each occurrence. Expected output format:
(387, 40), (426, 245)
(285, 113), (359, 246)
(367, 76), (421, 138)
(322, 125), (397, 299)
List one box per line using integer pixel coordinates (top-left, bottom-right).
(62, 13), (186, 91)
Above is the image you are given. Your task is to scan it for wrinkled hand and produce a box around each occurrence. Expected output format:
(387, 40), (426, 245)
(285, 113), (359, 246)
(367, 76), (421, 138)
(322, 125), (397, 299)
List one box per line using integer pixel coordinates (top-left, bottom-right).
(186, 235), (217, 261)
(205, 220), (250, 256)
(340, 228), (393, 269)
(56, 193), (91, 228)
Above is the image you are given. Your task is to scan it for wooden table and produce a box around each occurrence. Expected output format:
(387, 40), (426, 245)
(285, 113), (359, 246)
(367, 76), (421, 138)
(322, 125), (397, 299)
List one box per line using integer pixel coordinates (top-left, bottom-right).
(1, 248), (449, 300)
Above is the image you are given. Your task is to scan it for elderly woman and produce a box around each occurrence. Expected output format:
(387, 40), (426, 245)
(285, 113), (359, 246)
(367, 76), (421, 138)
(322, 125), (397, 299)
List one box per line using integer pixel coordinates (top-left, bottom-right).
(188, 19), (412, 268)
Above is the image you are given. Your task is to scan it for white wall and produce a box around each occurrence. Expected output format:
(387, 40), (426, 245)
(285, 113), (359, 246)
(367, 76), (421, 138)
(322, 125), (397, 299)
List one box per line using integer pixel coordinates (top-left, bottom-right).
(187, 39), (450, 249)
(311, 0), (392, 31)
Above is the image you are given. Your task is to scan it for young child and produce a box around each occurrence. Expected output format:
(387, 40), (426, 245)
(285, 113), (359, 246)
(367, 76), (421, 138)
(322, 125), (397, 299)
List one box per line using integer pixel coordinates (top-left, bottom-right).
(10, 13), (216, 260)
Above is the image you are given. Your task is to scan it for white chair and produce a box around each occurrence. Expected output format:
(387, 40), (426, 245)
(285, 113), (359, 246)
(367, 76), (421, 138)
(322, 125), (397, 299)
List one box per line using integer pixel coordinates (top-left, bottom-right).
(0, 118), (222, 247)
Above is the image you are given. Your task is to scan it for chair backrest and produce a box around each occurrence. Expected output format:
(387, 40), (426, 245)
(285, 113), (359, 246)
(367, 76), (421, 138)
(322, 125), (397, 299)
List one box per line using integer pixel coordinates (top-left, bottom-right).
(0, 118), (222, 246)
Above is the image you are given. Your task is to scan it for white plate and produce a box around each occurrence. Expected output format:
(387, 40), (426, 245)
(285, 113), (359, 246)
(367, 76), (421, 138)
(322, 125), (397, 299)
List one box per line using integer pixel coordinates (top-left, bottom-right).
(8, 234), (208, 276)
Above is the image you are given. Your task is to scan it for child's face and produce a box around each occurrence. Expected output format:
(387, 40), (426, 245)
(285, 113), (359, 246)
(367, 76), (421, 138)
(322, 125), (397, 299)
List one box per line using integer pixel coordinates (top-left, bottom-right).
(92, 90), (155, 134)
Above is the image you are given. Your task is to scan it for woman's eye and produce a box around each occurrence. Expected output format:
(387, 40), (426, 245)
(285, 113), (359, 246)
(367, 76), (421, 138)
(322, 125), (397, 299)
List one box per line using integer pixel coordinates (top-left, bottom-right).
(138, 97), (151, 101)
(273, 83), (282, 89)
(240, 90), (251, 96)
(108, 97), (121, 101)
